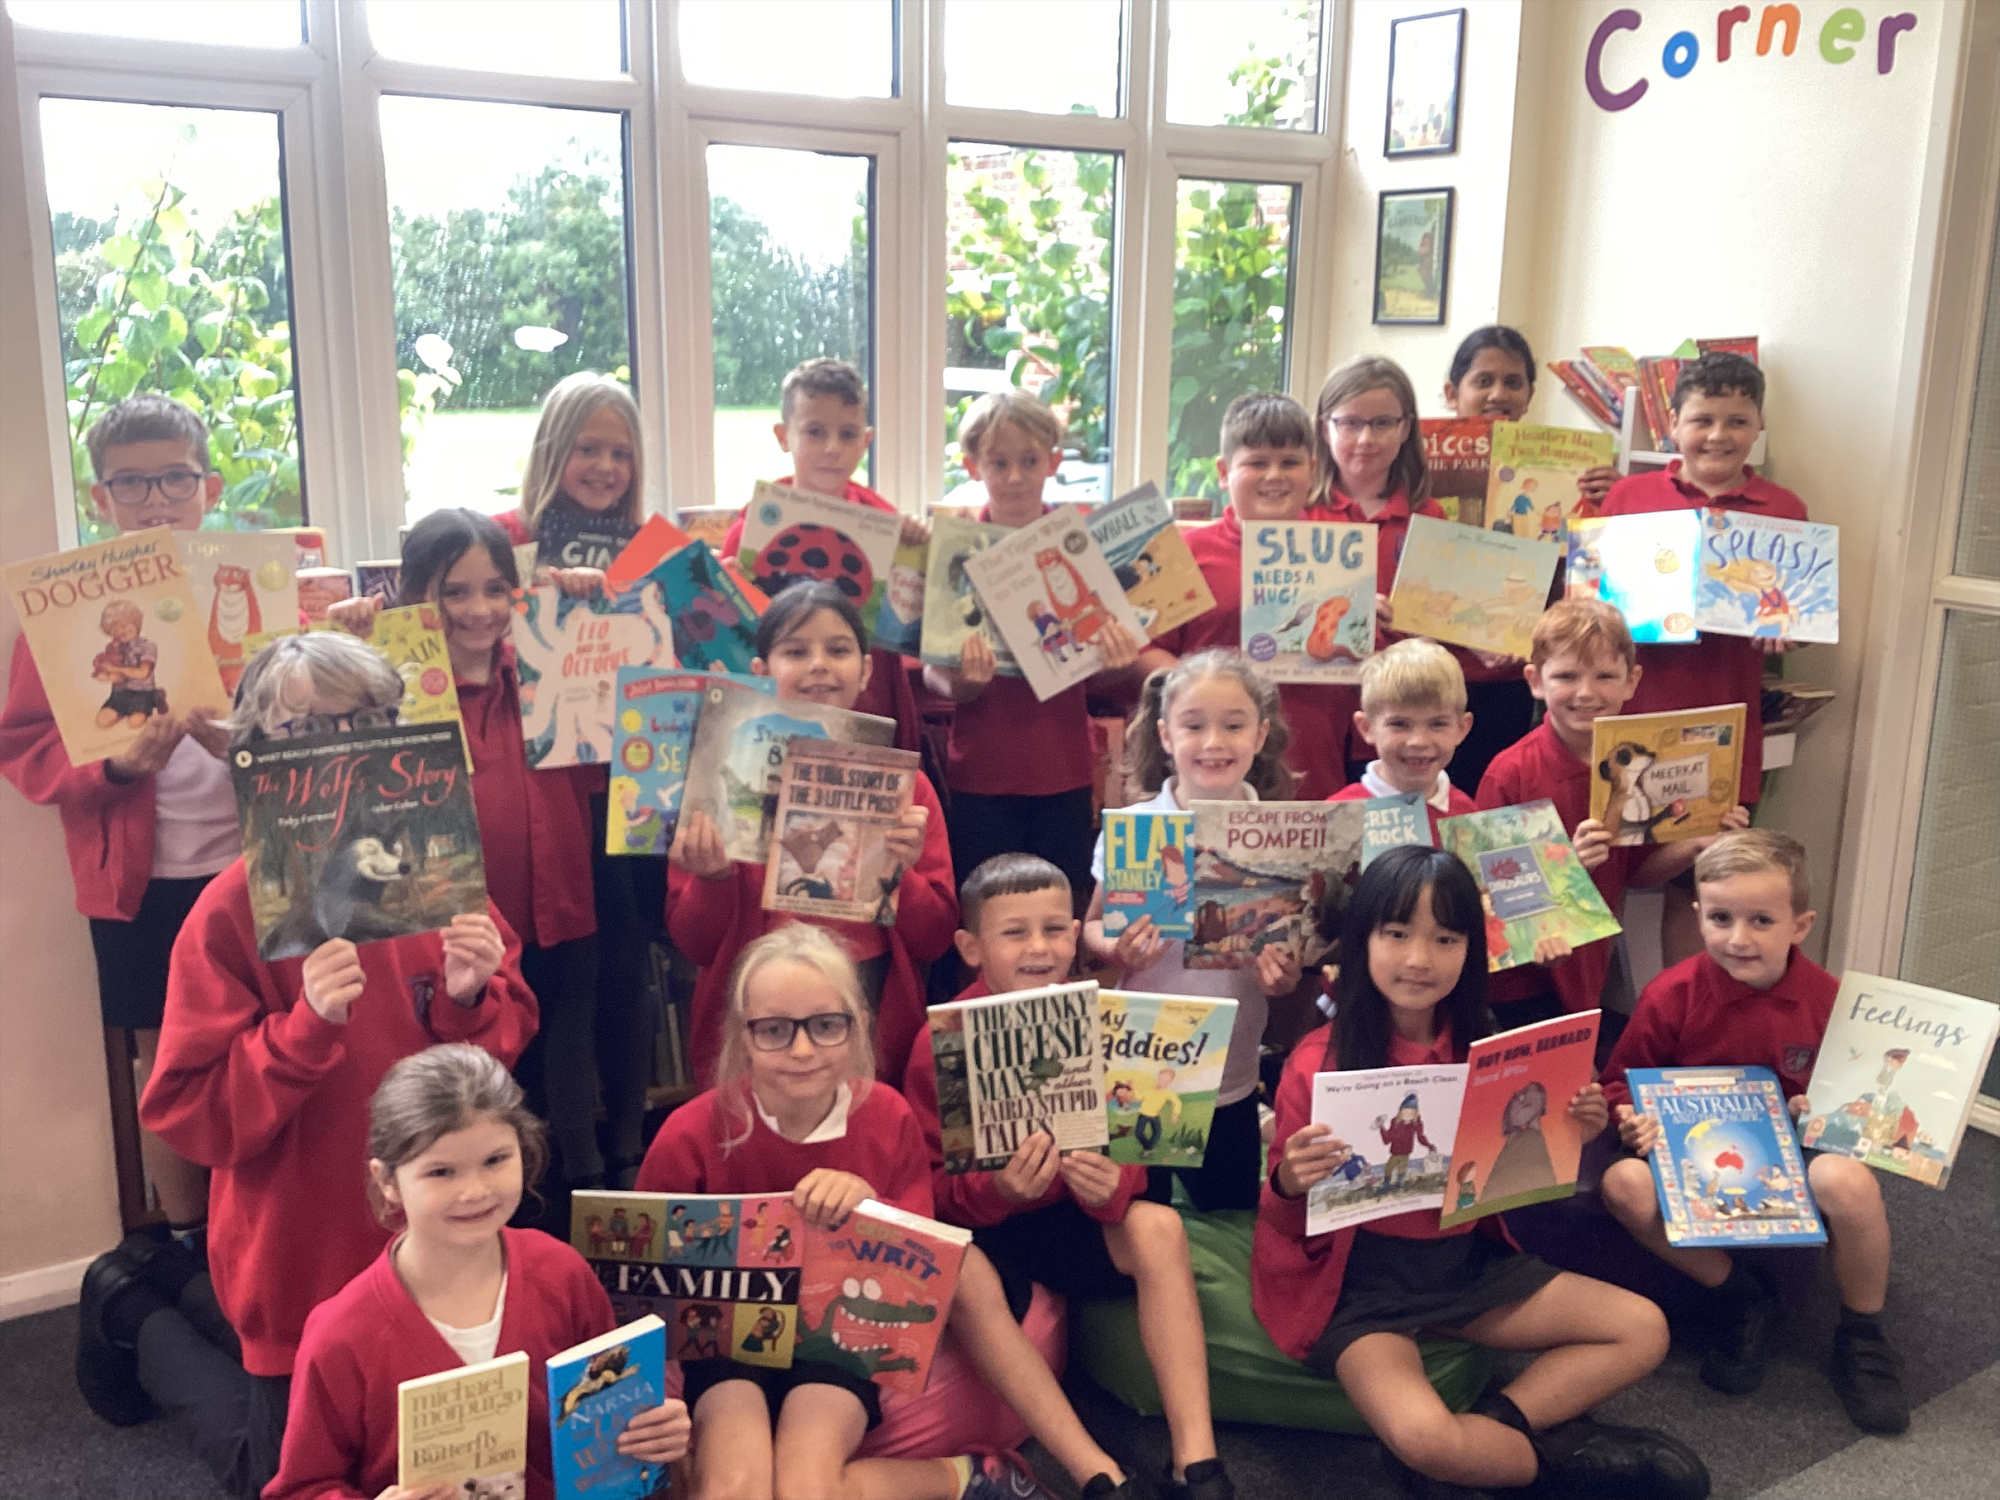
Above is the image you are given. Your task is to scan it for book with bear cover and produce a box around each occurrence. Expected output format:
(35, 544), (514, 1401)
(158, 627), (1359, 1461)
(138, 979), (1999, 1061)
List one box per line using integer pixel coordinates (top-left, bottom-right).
(606, 516), (767, 674)
(535, 504), (642, 574)
(1239, 520), (1377, 684)
(1304, 1064), (1469, 1236)
(547, 1315), (667, 1500)
(928, 981), (1109, 1172)
(4, 529), (230, 765)
(1629, 1066), (1827, 1247)
(1389, 514), (1562, 659)
(606, 668), (773, 856)
(1696, 510), (1840, 644)
(1418, 417), (1492, 526)
(1100, 991), (1238, 1168)
(510, 582), (676, 768)
(1085, 481), (1216, 640)
(1562, 511), (1700, 644)
(1185, 800), (1365, 971)
(919, 513), (1020, 677)
(1588, 704), (1745, 846)
(1438, 800), (1621, 972)
(398, 1350), (530, 1496)
(761, 738), (923, 925)
(178, 531), (298, 695)
(962, 505), (1148, 702)
(1799, 973), (2000, 1189)
(1099, 810), (1196, 939)
(1439, 1012), (1601, 1228)
(1361, 792), (1433, 868)
(795, 1200), (972, 1395)
(1484, 423), (1617, 541)
(736, 479), (902, 635)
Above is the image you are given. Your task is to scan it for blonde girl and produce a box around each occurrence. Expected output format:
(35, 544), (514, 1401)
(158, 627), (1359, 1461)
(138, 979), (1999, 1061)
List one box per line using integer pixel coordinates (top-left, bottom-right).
(500, 371), (645, 570)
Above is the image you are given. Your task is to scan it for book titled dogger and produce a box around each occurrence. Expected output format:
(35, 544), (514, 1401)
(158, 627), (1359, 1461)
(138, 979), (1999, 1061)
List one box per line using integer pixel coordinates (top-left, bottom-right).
(762, 738), (923, 926)
(929, 981), (1109, 1172)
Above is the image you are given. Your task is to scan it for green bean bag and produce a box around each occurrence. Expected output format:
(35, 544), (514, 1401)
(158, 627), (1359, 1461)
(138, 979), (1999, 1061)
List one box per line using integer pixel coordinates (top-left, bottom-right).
(1070, 1209), (1493, 1434)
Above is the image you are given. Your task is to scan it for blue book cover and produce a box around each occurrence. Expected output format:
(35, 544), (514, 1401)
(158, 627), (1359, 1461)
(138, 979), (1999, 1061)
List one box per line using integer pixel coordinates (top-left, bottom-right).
(1629, 1066), (1827, 1247)
(547, 1314), (668, 1500)
(608, 669), (772, 856)
(1100, 810), (1195, 939)
(640, 540), (763, 672)
(1563, 512), (1700, 644)
(1361, 793), (1432, 868)
(1694, 510), (1839, 644)
(1239, 520), (1376, 684)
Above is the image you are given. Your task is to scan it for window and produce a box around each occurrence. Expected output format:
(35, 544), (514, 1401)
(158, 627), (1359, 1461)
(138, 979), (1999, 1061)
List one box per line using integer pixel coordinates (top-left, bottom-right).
(365, 0), (627, 78)
(7, 0), (302, 48)
(679, 0), (895, 99)
(1166, 0), (1325, 130)
(945, 0), (1123, 116)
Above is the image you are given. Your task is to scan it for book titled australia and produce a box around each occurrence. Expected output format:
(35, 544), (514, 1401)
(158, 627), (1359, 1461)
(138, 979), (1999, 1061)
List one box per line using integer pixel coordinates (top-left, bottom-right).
(1239, 520), (1377, 684)
(1100, 991), (1238, 1168)
(1438, 800), (1621, 973)
(1085, 481), (1216, 640)
(795, 1200), (972, 1395)
(398, 1350), (530, 1497)
(1099, 810), (1195, 939)
(179, 531), (298, 695)
(547, 1315), (667, 1500)
(1390, 514), (1562, 660)
(1484, 423), (1617, 541)
(1439, 1013), (1601, 1228)
(1589, 704), (1745, 846)
(1418, 417), (1492, 527)
(1563, 512), (1700, 644)
(1304, 1064), (1469, 1236)
(737, 479), (902, 635)
(762, 738), (923, 926)
(1186, 800), (1365, 971)
(1629, 1066), (1827, 1247)
(929, 981), (1109, 1172)
(512, 582), (677, 768)
(1696, 510), (1839, 644)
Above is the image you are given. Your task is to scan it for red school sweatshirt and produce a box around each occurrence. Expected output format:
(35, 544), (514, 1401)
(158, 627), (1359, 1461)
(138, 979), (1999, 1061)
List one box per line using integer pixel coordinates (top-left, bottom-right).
(265, 1228), (614, 1500)
(137, 862), (538, 1376)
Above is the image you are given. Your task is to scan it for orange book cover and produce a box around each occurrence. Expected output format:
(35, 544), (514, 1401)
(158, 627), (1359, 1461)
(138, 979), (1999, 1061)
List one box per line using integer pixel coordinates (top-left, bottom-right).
(794, 1200), (971, 1395)
(1439, 1011), (1600, 1228)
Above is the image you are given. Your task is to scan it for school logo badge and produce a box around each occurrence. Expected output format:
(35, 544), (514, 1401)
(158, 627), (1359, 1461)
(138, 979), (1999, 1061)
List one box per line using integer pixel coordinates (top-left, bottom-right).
(1782, 1043), (1814, 1077)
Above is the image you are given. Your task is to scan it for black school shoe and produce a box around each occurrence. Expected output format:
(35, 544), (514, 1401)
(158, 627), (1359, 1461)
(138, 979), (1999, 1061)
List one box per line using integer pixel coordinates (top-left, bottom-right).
(1830, 1324), (1910, 1434)
(1522, 1416), (1710, 1500)
(1700, 1265), (1780, 1395)
(76, 1241), (157, 1427)
(1161, 1458), (1235, 1500)
(1380, 1444), (1495, 1499)
(1080, 1476), (1143, 1500)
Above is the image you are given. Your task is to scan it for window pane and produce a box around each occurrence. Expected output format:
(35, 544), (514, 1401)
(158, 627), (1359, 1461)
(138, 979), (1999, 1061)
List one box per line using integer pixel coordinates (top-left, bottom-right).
(1953, 210), (2000, 577)
(366, 0), (624, 77)
(40, 99), (302, 543)
(1168, 179), (1297, 499)
(7, 0), (302, 47)
(381, 97), (632, 523)
(944, 143), (1117, 503)
(1166, 0), (1323, 131)
(680, 0), (893, 99)
(945, 0), (1121, 117)
(707, 145), (873, 507)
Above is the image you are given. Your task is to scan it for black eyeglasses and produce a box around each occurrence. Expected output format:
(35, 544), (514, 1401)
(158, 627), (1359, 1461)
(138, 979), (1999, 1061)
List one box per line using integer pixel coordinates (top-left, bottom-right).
(105, 469), (206, 509)
(745, 1013), (854, 1052)
(268, 705), (401, 739)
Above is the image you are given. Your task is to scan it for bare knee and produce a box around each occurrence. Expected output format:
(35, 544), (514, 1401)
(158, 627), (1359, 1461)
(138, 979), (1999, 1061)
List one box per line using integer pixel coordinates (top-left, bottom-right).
(1809, 1154), (1885, 1227)
(693, 1460), (768, 1500)
(1108, 1200), (1189, 1274)
(1600, 1158), (1659, 1224)
(1374, 1405), (1466, 1476)
(1618, 1290), (1671, 1367)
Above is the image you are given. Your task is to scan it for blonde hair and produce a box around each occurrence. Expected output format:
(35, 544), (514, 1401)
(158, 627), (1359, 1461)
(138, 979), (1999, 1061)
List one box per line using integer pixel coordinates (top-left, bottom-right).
(99, 599), (144, 633)
(958, 390), (1063, 460)
(715, 926), (876, 1151)
(365, 1044), (548, 1229)
(518, 372), (644, 532)
(1311, 355), (1429, 509)
(1125, 649), (1294, 800)
(1359, 638), (1467, 716)
(1695, 829), (1811, 914)
(1530, 597), (1636, 670)
(228, 631), (403, 743)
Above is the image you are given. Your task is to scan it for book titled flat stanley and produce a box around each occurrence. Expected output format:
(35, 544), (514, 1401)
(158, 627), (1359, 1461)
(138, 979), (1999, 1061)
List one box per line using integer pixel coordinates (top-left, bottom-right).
(1100, 991), (1238, 1168)
(1696, 510), (1840, 644)
(511, 582), (676, 767)
(398, 1350), (530, 1497)
(929, 981), (1109, 1172)
(547, 1315), (667, 1500)
(737, 479), (903, 635)
(1438, 800), (1620, 972)
(1239, 521), (1377, 684)
(1186, 801), (1365, 971)
(1085, 481), (1216, 640)
(1630, 1066), (1827, 1247)
(1099, 810), (1195, 939)
(795, 1201), (972, 1395)
(1589, 704), (1745, 846)
(762, 738), (923, 926)
(962, 505), (1148, 702)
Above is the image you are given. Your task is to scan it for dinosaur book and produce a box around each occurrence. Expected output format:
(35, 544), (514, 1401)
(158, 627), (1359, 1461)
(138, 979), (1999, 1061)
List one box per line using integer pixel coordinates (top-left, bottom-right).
(929, 981), (1109, 1172)
(1483, 423), (1616, 541)
(1100, 992), (1237, 1168)
(1099, 810), (1196, 940)
(1588, 705), (1745, 846)
(1694, 510), (1839, 644)
(510, 582), (676, 768)
(795, 1200), (972, 1395)
(1439, 1012), (1601, 1228)
(1085, 481), (1215, 641)
(761, 738), (923, 926)
(736, 479), (902, 635)
(1185, 800), (1365, 972)
(546, 1315), (668, 1500)
(1438, 800), (1621, 972)
(1238, 520), (1377, 685)
(1629, 1066), (1827, 1248)
(1389, 514), (1562, 660)
(178, 531), (298, 696)
(397, 1350), (530, 1496)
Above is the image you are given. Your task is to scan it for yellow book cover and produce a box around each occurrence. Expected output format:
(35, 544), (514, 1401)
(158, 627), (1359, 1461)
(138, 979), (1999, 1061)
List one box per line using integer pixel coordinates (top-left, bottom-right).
(1485, 424), (1617, 541)
(397, 1349), (530, 1492)
(1389, 514), (1562, 658)
(3, 530), (229, 765)
(178, 531), (299, 695)
(1589, 704), (1747, 845)
(371, 604), (465, 735)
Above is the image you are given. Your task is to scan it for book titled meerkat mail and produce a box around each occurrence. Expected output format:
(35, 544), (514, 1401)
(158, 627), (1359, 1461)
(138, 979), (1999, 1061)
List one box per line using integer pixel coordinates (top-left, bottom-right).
(397, 1350), (530, 1496)
(929, 982), (1109, 1172)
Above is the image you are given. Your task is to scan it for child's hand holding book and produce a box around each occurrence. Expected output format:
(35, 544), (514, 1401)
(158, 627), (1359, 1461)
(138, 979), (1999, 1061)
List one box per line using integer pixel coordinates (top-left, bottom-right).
(1568, 1081), (1609, 1136)
(326, 593), (381, 638)
(614, 1397), (692, 1467)
(105, 712), (187, 782)
(668, 809), (732, 881)
(1614, 1103), (1663, 1158)
(1275, 1122), (1349, 1199)
(993, 1133), (1062, 1205)
(302, 939), (366, 1025)
(1058, 1148), (1123, 1209)
(793, 1168), (872, 1229)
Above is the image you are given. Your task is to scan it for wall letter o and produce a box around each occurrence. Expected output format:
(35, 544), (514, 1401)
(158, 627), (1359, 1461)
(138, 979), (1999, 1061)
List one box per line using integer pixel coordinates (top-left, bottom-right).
(1820, 7), (1865, 62)
(1662, 31), (1700, 77)
(1586, 8), (1648, 112)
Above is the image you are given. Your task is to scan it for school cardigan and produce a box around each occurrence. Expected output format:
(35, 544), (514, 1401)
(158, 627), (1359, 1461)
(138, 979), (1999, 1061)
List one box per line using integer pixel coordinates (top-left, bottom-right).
(1600, 463), (1810, 802)
(138, 862), (537, 1376)
(265, 1228), (612, 1500)
(1601, 947), (1837, 1114)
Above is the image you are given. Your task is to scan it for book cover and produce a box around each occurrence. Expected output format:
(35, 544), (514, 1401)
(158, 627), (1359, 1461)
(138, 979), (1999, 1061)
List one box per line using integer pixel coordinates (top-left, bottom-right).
(761, 738), (924, 926)
(737, 480), (903, 634)
(398, 1350), (530, 1495)
(1484, 424), (1617, 540)
(1548, 360), (1618, 430)
(1086, 481), (1217, 640)
(795, 1200), (972, 1395)
(633, 531), (765, 674)
(1588, 704), (1746, 846)
(962, 505), (1148, 703)
(1099, 810), (1196, 940)
(919, 514), (1020, 677)
(1439, 1012), (1601, 1227)
(1695, 510), (1840, 644)
(4, 530), (231, 765)
(873, 532), (930, 656)
(1239, 521), (1377, 684)
(679, 679), (894, 865)
(607, 668), (706, 855)
(1304, 1063), (1469, 1235)
(231, 721), (486, 960)
(1629, 1066), (1827, 1247)
(536, 506), (642, 574)
(1361, 793), (1433, 869)
(296, 567), (353, 623)
(1418, 417), (1492, 527)
(1438, 800), (1621, 972)
(1186, 800), (1365, 971)
(352, 559), (402, 608)
(1562, 512), (1700, 644)
(1580, 345), (1640, 393)
(547, 1315), (667, 1500)
(928, 981), (1109, 1172)
(511, 582), (676, 768)
(179, 531), (298, 695)
(1799, 973), (2000, 1189)
(1696, 336), (1760, 362)
(1389, 514), (1562, 659)
(370, 604), (466, 741)
(275, 525), (327, 569)
(1100, 991), (1238, 1168)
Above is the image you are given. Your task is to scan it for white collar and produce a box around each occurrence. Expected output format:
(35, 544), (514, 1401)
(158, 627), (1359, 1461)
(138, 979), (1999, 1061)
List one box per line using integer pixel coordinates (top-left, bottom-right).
(1361, 762), (1453, 814)
(754, 1081), (853, 1144)
(1162, 776), (1259, 810)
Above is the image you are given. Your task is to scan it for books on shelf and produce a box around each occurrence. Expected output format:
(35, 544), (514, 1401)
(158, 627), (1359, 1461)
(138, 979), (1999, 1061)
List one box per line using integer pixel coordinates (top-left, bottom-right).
(179, 531), (299, 695)
(795, 1200), (972, 1395)
(1361, 792), (1433, 868)
(1418, 417), (1492, 526)
(1304, 1063), (1469, 1235)
(1390, 514), (1562, 659)
(1563, 511), (1700, 644)
(1239, 520), (1377, 684)
(1761, 680), (1835, 734)
(1485, 424), (1617, 541)
(1589, 704), (1746, 845)
(1629, 1066), (1827, 1247)
(1695, 511), (1840, 644)
(1185, 800), (1365, 971)
(737, 480), (902, 635)
(761, 738), (923, 926)
(1439, 1013), (1601, 1227)
(1438, 800), (1621, 972)
(510, 582), (676, 767)
(1548, 360), (1619, 430)
(929, 981), (1109, 1172)
(1099, 810), (1196, 939)
(1086, 481), (1217, 640)
(547, 1315), (668, 1500)
(919, 513), (1019, 677)
(1101, 991), (1238, 1168)
(397, 1351), (530, 1497)
(962, 505), (1148, 702)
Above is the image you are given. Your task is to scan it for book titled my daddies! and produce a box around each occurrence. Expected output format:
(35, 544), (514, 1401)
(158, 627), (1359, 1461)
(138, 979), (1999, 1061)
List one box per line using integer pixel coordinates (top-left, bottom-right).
(547, 1315), (667, 1500)
(398, 1350), (530, 1497)
(1630, 1066), (1826, 1248)
(929, 981), (1109, 1172)
(1100, 991), (1237, 1168)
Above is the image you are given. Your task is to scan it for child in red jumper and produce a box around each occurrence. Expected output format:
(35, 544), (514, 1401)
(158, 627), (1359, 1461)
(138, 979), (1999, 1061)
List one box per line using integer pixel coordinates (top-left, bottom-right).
(1599, 830), (1908, 1434)
(492, 370), (646, 568)
(1326, 640), (1480, 835)
(268, 1043), (688, 1500)
(1255, 847), (1704, 1499)
(668, 581), (956, 1087)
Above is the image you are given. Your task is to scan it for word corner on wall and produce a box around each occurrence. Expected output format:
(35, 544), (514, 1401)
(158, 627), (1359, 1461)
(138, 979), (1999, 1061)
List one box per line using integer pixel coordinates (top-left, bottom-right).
(1584, 5), (1922, 112)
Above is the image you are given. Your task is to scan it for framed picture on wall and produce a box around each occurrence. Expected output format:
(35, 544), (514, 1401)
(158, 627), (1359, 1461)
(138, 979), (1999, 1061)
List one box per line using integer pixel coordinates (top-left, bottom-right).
(1385, 8), (1465, 158)
(1373, 187), (1454, 325)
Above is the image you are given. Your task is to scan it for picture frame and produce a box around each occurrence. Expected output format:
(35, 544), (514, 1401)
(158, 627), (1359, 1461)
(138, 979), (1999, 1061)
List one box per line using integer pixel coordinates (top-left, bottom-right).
(1373, 187), (1454, 326)
(1384, 8), (1466, 158)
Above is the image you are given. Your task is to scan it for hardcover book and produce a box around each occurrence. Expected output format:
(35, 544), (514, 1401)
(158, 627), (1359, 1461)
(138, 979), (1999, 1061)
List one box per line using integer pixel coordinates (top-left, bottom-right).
(1562, 512), (1700, 644)
(1695, 510), (1840, 643)
(1438, 800), (1621, 972)
(1100, 991), (1238, 1168)
(179, 531), (298, 695)
(1304, 1064), (1469, 1236)
(536, 506), (642, 574)
(737, 480), (902, 634)
(352, 559), (402, 608)
(1589, 705), (1746, 846)
(1086, 481), (1216, 640)
(613, 517), (766, 673)
(1185, 800), (1365, 971)
(795, 1200), (972, 1395)
(928, 981), (1109, 1172)
(1484, 424), (1617, 541)
(1799, 973), (2000, 1189)
(761, 738), (924, 926)
(962, 505), (1148, 702)
(547, 1315), (668, 1500)
(1439, 1013), (1601, 1227)
(398, 1350), (530, 1496)
(1100, 810), (1196, 939)
(918, 513), (1020, 677)
(606, 669), (707, 855)
(1362, 792), (1433, 869)
(1239, 520), (1377, 684)
(873, 531), (930, 656)
(510, 582), (676, 767)
(1418, 417), (1492, 527)
(1389, 514), (1562, 659)
(1629, 1066), (1827, 1247)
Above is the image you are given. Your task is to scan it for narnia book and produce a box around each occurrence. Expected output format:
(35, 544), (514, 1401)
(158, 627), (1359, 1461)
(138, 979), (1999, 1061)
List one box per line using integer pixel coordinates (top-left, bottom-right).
(1418, 417), (1492, 527)
(1239, 520), (1377, 684)
(1799, 973), (2000, 1189)
(398, 1350), (530, 1496)
(929, 981), (1109, 1172)
(1099, 810), (1196, 939)
(1362, 792), (1433, 869)
(1589, 704), (1746, 846)
(1086, 481), (1216, 640)
(511, 582), (676, 768)
(1563, 512), (1700, 644)
(1439, 1013), (1601, 1228)
(919, 513), (1020, 677)
(1100, 991), (1238, 1168)
(795, 1200), (972, 1395)
(873, 531), (929, 656)
(1629, 1066), (1827, 1247)
(1438, 800), (1621, 972)
(1695, 510), (1840, 643)
(536, 505), (642, 574)
(762, 739), (923, 925)
(962, 505), (1148, 702)
(1186, 800), (1365, 971)
(4, 530), (230, 765)
(1484, 424), (1617, 541)
(1389, 514), (1562, 659)
(547, 1316), (667, 1500)
(737, 480), (902, 634)
(1304, 1064), (1469, 1236)
(179, 531), (298, 695)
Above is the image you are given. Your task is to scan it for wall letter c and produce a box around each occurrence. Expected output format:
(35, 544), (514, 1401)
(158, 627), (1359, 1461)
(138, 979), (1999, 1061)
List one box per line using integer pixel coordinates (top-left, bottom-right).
(1587, 8), (1648, 112)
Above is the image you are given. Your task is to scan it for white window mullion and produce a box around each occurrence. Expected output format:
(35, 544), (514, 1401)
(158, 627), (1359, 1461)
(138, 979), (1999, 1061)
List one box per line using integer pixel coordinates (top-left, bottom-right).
(915, 0), (951, 513)
(1125, 0), (1172, 494)
(622, 0), (673, 518)
(16, 70), (81, 551)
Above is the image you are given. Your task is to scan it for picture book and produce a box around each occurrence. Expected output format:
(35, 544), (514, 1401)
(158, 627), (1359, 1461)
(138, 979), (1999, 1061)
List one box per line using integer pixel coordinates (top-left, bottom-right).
(397, 1350), (530, 1496)
(873, 531), (929, 656)
(4, 530), (230, 765)
(1099, 810), (1196, 939)
(296, 567), (353, 623)
(1185, 800), (1365, 971)
(929, 981), (1109, 1172)
(1086, 481), (1216, 640)
(1100, 991), (1238, 1168)
(276, 525), (327, 569)
(1418, 417), (1492, 526)
(1695, 510), (1840, 644)
(762, 738), (923, 926)
(679, 678), (894, 865)
(626, 522), (766, 673)
(795, 1200), (972, 1395)
(1389, 514), (1562, 659)
(510, 582), (676, 768)
(536, 505), (642, 574)
(547, 1315), (667, 1500)
(1438, 800), (1621, 972)
(1629, 1066), (1827, 1247)
(918, 513), (1019, 676)
(1589, 704), (1746, 846)
(178, 531), (298, 695)
(1799, 972), (2000, 1189)
(1439, 1012), (1601, 1228)
(962, 505), (1148, 702)
(571, 1190), (806, 1369)
(1362, 792), (1433, 869)
(1304, 1064), (1469, 1235)
(352, 559), (402, 608)
(1562, 512), (1700, 644)
(1484, 424), (1617, 540)
(231, 722), (486, 960)
(737, 480), (903, 634)
(369, 604), (466, 743)
(1239, 520), (1377, 684)
(607, 668), (713, 855)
